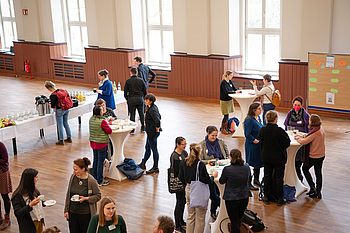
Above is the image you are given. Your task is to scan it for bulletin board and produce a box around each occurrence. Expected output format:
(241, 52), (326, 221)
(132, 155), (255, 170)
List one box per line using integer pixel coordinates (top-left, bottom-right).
(308, 52), (350, 113)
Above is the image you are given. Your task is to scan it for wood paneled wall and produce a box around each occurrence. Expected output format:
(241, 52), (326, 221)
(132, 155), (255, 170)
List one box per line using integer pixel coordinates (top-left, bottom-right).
(13, 41), (67, 78)
(84, 47), (144, 86)
(278, 60), (308, 108)
(170, 54), (242, 98)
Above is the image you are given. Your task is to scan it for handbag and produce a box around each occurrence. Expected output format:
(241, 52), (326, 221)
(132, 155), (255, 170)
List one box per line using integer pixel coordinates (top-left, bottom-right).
(189, 161), (210, 208)
(167, 156), (184, 193)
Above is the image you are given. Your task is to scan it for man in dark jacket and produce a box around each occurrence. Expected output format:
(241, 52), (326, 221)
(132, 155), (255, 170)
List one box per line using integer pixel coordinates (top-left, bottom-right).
(124, 67), (147, 133)
(259, 110), (290, 205)
(134, 56), (156, 88)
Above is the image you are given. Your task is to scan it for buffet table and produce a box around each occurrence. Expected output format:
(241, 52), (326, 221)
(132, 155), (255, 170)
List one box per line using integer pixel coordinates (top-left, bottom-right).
(229, 90), (257, 137)
(107, 120), (137, 181)
(1, 91), (125, 155)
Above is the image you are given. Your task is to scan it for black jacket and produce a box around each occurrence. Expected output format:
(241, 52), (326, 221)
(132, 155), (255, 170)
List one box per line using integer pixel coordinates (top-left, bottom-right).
(259, 123), (291, 165)
(145, 103), (161, 138)
(124, 75), (147, 99)
(178, 159), (211, 185)
(220, 80), (237, 101)
(11, 193), (43, 233)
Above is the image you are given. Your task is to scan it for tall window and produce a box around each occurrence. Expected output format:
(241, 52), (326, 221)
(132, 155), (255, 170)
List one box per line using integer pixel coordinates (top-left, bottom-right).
(245, 0), (280, 71)
(0, 0), (17, 49)
(145, 0), (174, 64)
(64, 0), (88, 56)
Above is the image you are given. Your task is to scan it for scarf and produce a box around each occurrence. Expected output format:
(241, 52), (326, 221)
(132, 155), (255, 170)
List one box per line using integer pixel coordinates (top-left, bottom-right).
(290, 108), (304, 122)
(98, 77), (109, 87)
(205, 136), (223, 159)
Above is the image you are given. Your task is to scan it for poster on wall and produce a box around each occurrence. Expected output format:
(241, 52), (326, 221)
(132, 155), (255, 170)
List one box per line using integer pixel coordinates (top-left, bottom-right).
(326, 92), (335, 105)
(326, 55), (335, 68)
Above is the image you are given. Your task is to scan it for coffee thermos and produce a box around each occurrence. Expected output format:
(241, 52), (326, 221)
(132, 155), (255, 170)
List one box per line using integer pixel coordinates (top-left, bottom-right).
(35, 95), (51, 116)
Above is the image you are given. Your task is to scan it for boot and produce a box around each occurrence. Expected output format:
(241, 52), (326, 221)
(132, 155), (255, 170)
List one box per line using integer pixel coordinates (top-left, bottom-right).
(253, 168), (261, 187)
(220, 121), (230, 135)
(0, 214), (10, 230)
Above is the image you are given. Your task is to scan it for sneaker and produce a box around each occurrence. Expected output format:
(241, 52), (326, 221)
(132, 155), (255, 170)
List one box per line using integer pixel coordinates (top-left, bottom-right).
(140, 125), (145, 132)
(130, 129), (135, 135)
(138, 163), (146, 170)
(56, 140), (64, 145)
(146, 167), (159, 174)
(249, 183), (259, 191)
(98, 180), (110, 186)
(210, 212), (217, 221)
(253, 179), (261, 187)
(64, 138), (72, 143)
(175, 226), (185, 233)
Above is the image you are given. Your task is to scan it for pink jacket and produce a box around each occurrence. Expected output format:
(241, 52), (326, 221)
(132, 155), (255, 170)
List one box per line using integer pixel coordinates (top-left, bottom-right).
(297, 127), (325, 158)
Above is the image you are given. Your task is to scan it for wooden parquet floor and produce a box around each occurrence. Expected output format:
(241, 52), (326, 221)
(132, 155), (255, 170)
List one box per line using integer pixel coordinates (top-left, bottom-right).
(1, 75), (350, 233)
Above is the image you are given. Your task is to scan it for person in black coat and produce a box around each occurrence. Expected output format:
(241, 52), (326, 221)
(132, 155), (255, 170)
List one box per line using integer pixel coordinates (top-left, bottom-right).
(124, 67), (147, 133)
(213, 149), (251, 233)
(138, 93), (162, 174)
(11, 168), (45, 233)
(258, 110), (290, 205)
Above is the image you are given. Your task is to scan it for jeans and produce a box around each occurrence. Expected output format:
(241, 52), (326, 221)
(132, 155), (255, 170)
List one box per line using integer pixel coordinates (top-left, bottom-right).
(225, 198), (249, 233)
(55, 109), (72, 140)
(174, 190), (186, 228)
(68, 213), (91, 233)
(302, 156), (325, 193)
(262, 103), (275, 125)
(141, 132), (160, 168)
(128, 96), (145, 127)
(92, 146), (108, 184)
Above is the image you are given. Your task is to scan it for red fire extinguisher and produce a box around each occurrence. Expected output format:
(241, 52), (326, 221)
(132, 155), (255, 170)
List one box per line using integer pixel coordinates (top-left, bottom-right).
(24, 60), (32, 78)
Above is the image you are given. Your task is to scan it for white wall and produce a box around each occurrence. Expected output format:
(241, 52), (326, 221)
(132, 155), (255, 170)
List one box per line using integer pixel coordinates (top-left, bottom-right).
(172, 0), (187, 53)
(115, 0), (133, 48)
(331, 0), (350, 54)
(210, 0), (229, 55)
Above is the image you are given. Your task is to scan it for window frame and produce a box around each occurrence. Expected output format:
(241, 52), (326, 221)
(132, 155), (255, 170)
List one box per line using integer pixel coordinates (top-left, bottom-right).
(244, 0), (281, 72)
(144, 0), (174, 65)
(0, 0), (17, 50)
(63, 0), (88, 57)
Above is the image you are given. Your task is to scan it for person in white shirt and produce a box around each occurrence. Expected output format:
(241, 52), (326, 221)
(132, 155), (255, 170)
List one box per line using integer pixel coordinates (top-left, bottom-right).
(250, 74), (275, 125)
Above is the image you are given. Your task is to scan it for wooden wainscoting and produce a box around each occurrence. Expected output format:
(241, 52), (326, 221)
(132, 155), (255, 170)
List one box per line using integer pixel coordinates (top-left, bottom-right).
(148, 69), (170, 93)
(53, 59), (85, 80)
(278, 59), (308, 108)
(170, 53), (242, 98)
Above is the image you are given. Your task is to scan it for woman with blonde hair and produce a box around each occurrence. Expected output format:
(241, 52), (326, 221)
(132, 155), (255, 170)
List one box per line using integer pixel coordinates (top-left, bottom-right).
(179, 144), (211, 233)
(220, 71), (238, 134)
(87, 196), (127, 233)
(296, 114), (325, 199)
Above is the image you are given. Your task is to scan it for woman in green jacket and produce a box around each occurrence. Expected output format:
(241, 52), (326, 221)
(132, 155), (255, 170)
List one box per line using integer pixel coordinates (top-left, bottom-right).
(87, 196), (127, 233)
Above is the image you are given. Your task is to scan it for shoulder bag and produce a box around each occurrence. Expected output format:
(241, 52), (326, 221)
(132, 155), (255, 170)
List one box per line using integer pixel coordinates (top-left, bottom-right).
(167, 156), (184, 193)
(189, 161), (210, 208)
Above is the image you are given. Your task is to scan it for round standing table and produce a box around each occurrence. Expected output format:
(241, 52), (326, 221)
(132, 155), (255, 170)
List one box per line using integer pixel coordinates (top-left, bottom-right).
(229, 90), (257, 137)
(107, 123), (137, 181)
(285, 133), (308, 197)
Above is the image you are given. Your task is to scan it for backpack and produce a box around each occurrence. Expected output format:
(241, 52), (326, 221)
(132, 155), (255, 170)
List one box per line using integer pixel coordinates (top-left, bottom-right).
(242, 209), (265, 232)
(53, 89), (73, 110)
(266, 87), (281, 107)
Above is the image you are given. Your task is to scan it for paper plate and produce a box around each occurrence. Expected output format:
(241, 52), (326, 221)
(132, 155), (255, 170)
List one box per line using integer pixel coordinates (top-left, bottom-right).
(44, 200), (56, 207)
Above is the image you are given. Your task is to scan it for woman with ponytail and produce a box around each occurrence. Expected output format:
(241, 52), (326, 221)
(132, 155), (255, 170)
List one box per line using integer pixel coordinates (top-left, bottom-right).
(64, 157), (101, 233)
(220, 71), (238, 134)
(296, 114), (325, 199)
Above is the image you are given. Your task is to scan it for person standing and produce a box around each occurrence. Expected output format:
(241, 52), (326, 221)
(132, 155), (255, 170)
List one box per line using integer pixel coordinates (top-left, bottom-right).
(213, 149), (251, 233)
(258, 110), (290, 205)
(178, 144), (211, 233)
(170, 137), (188, 232)
(250, 74), (275, 125)
(134, 57), (156, 89)
(244, 103), (263, 190)
(0, 142), (12, 230)
(64, 157), (101, 233)
(87, 196), (127, 233)
(94, 69), (116, 110)
(296, 114), (325, 199)
(89, 105), (112, 186)
(45, 81), (72, 145)
(11, 168), (45, 233)
(284, 96), (310, 182)
(124, 67), (147, 133)
(138, 94), (161, 174)
(220, 71), (238, 134)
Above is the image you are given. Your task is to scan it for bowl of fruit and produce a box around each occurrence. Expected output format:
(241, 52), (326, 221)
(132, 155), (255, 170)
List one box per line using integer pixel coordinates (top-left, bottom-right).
(0, 118), (16, 128)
